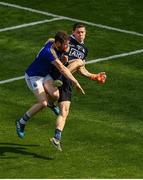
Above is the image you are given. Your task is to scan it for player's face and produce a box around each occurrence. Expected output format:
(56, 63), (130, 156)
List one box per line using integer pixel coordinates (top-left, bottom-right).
(60, 40), (70, 52)
(73, 27), (86, 43)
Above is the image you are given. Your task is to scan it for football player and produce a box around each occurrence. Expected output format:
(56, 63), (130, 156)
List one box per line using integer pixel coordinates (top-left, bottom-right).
(50, 23), (106, 151)
(16, 31), (85, 139)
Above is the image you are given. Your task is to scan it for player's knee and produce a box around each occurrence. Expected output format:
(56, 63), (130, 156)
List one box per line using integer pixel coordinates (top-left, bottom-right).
(51, 91), (59, 100)
(40, 101), (48, 108)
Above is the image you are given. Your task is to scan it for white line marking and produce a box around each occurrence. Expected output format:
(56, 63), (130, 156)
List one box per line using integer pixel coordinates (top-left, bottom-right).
(0, 76), (24, 84)
(85, 49), (143, 64)
(0, 49), (143, 85)
(0, 1), (143, 37)
(0, 17), (63, 32)
(63, 18), (143, 38)
(0, 1), (59, 17)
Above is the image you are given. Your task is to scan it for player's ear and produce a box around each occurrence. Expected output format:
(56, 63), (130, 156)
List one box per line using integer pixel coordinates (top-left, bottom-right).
(56, 41), (61, 48)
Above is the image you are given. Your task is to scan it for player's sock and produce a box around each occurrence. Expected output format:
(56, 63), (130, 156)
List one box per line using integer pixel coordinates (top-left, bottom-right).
(54, 129), (62, 140)
(19, 112), (30, 125)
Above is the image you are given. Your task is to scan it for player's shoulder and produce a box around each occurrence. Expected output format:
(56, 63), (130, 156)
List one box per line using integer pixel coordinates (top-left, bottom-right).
(44, 38), (54, 47)
(44, 38), (54, 52)
(46, 40), (58, 59)
(70, 35), (78, 45)
(39, 38), (56, 59)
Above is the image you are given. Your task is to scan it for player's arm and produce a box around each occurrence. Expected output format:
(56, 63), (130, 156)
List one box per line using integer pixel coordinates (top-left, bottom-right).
(78, 65), (92, 78)
(52, 58), (85, 94)
(78, 66), (107, 84)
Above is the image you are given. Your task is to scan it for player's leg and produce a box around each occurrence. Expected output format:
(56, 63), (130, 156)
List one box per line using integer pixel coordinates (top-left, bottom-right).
(50, 80), (72, 151)
(26, 74), (61, 116)
(16, 75), (49, 138)
(26, 88), (49, 116)
(50, 101), (71, 151)
(43, 79), (60, 101)
(16, 89), (48, 138)
(43, 78), (61, 115)
(55, 101), (71, 131)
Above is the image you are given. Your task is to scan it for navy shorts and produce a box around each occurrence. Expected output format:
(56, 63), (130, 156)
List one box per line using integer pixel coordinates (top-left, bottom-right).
(58, 76), (72, 102)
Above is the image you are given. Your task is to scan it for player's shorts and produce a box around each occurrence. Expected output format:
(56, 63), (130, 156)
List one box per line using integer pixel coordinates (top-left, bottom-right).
(58, 76), (72, 102)
(25, 73), (53, 91)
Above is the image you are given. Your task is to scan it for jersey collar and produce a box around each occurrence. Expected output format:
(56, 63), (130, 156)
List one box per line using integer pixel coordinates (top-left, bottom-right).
(70, 35), (84, 44)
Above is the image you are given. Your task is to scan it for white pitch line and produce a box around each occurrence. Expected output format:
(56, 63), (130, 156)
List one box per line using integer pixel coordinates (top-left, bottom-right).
(66, 18), (143, 37)
(0, 76), (24, 85)
(0, 17), (63, 32)
(0, 1), (59, 17)
(85, 49), (143, 64)
(0, 49), (143, 85)
(0, 1), (143, 37)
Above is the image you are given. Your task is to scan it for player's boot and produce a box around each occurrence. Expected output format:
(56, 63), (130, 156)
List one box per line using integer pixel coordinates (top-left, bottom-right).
(50, 137), (62, 151)
(48, 103), (60, 116)
(16, 120), (25, 139)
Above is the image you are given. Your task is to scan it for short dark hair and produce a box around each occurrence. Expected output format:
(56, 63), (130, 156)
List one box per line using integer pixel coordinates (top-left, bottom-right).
(55, 31), (69, 44)
(73, 23), (86, 31)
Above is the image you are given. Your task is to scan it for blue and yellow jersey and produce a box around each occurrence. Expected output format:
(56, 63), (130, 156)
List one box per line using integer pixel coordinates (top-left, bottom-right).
(26, 39), (62, 77)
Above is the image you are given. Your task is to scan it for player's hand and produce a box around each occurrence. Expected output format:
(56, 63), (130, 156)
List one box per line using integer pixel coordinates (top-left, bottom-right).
(61, 55), (69, 64)
(96, 72), (106, 83)
(90, 72), (107, 84)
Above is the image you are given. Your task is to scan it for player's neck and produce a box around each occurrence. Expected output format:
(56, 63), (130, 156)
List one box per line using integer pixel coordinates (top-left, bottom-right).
(53, 42), (59, 51)
(71, 35), (84, 44)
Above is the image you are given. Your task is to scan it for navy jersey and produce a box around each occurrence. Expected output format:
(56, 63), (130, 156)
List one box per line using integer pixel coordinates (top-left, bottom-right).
(58, 35), (88, 101)
(65, 35), (88, 61)
(26, 39), (62, 77)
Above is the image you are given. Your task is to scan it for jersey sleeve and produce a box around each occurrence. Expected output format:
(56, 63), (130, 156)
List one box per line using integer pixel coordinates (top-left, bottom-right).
(45, 48), (58, 62)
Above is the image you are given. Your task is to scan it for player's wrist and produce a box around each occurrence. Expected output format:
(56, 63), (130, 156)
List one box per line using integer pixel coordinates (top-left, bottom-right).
(89, 74), (97, 81)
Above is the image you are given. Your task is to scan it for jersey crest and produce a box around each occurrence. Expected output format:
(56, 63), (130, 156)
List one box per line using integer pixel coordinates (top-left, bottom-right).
(69, 47), (85, 59)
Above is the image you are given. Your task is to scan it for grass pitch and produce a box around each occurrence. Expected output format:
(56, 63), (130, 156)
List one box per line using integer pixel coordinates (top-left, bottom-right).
(0, 0), (143, 178)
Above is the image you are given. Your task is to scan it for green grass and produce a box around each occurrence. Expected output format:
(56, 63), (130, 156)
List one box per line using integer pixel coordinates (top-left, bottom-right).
(0, 5), (49, 28)
(0, 0), (143, 178)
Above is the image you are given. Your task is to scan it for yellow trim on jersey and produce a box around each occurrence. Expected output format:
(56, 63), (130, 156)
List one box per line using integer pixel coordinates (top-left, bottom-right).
(45, 38), (54, 45)
(45, 38), (60, 60)
(45, 38), (59, 60)
(50, 47), (58, 59)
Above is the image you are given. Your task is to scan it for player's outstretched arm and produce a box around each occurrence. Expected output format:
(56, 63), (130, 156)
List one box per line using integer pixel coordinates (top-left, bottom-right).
(78, 66), (107, 84)
(78, 66), (92, 78)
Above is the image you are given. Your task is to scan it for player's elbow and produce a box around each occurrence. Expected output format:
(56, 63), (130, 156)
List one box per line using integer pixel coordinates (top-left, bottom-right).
(77, 59), (84, 67)
(51, 91), (59, 101)
(40, 101), (48, 108)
